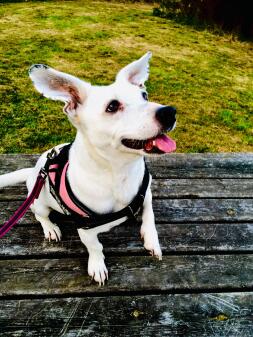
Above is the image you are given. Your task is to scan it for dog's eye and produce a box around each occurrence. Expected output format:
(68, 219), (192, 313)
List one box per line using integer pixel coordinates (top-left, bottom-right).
(142, 92), (148, 101)
(106, 100), (120, 113)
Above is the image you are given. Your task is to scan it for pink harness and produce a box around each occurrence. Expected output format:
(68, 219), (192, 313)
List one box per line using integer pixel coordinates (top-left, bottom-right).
(49, 162), (88, 217)
(1, 144), (150, 236)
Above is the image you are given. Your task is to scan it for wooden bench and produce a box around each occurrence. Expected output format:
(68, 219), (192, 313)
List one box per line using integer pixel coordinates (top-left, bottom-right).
(0, 153), (252, 336)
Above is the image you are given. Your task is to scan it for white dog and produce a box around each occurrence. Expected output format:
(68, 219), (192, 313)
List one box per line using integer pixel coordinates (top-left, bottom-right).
(0, 52), (176, 285)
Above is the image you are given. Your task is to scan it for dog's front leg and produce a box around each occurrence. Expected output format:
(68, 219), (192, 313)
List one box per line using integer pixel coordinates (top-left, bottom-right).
(78, 228), (108, 286)
(35, 214), (62, 242)
(140, 183), (162, 260)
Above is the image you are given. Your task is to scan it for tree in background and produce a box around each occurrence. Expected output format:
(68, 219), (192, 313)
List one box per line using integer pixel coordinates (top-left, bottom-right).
(154, 0), (252, 39)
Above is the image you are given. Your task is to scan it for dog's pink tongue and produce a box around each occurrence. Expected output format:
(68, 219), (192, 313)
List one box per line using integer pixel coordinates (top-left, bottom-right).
(153, 134), (176, 153)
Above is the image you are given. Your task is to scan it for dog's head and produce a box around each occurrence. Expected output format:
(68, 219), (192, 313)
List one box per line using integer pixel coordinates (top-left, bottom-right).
(29, 52), (176, 158)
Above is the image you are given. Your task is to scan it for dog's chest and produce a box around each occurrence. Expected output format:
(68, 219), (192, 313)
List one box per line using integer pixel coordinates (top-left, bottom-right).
(97, 177), (139, 213)
(112, 175), (139, 208)
(70, 170), (141, 214)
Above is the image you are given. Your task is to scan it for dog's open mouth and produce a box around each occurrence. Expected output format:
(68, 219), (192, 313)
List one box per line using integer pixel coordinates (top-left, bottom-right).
(122, 134), (176, 154)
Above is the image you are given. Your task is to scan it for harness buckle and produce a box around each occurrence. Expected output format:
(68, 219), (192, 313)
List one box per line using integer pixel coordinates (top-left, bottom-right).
(127, 193), (145, 221)
(39, 168), (48, 180)
(47, 148), (57, 160)
(127, 205), (140, 220)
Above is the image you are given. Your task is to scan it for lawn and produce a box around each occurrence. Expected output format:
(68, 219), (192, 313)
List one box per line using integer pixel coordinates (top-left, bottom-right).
(0, 0), (252, 153)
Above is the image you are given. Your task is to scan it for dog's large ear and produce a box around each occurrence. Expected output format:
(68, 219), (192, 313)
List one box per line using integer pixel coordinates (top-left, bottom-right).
(29, 64), (91, 122)
(116, 52), (152, 87)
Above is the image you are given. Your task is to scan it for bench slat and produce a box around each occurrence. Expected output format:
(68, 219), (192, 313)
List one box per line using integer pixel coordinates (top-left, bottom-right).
(1, 199), (252, 224)
(0, 223), (252, 257)
(1, 178), (253, 201)
(0, 255), (252, 296)
(148, 153), (253, 178)
(152, 179), (253, 198)
(155, 198), (253, 222)
(1, 153), (253, 178)
(0, 293), (252, 337)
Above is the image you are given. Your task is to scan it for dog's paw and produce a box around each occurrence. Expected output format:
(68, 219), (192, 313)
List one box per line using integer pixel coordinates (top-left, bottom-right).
(43, 224), (62, 242)
(140, 226), (162, 260)
(88, 254), (108, 286)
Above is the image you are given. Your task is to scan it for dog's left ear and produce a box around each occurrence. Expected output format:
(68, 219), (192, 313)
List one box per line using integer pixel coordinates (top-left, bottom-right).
(29, 64), (91, 125)
(116, 51), (152, 87)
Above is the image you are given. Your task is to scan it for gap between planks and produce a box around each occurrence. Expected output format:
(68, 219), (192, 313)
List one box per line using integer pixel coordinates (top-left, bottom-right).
(1, 287), (253, 301)
(0, 250), (253, 261)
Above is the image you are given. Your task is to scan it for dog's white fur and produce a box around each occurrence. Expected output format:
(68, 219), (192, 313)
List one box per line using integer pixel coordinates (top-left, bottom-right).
(0, 53), (174, 285)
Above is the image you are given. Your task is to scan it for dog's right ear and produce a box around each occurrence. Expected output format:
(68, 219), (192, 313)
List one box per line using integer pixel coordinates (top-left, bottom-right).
(29, 64), (91, 122)
(116, 52), (152, 87)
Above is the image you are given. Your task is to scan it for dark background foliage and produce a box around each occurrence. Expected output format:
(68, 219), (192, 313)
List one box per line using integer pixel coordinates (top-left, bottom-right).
(154, 0), (253, 39)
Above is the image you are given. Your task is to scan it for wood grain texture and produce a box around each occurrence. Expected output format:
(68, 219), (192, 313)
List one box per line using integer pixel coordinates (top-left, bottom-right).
(1, 178), (253, 201)
(0, 153), (253, 178)
(1, 198), (252, 225)
(154, 198), (253, 222)
(0, 222), (252, 257)
(0, 154), (38, 175)
(148, 153), (253, 178)
(0, 255), (252, 296)
(0, 293), (252, 337)
(0, 152), (252, 337)
(151, 179), (253, 198)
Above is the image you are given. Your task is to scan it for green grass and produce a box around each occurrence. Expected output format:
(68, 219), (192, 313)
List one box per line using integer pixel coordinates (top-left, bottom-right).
(0, 0), (252, 153)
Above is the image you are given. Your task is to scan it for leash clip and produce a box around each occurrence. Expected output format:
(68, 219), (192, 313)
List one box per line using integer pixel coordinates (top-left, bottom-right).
(38, 148), (58, 181)
(39, 168), (48, 180)
(47, 148), (57, 160)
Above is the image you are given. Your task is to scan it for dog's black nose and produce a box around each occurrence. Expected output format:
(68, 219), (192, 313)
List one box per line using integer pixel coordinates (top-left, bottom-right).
(156, 106), (176, 131)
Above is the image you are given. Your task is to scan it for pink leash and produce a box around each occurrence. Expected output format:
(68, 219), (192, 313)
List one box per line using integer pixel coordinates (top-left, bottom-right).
(0, 169), (47, 238)
(0, 149), (58, 238)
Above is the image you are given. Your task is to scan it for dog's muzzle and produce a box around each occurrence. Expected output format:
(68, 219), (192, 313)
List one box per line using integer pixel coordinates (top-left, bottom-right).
(121, 105), (177, 154)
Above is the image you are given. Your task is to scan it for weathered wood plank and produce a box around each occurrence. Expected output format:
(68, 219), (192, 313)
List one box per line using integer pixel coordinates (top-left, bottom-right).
(0, 255), (252, 296)
(1, 178), (253, 201)
(1, 199), (252, 225)
(0, 223), (252, 257)
(154, 199), (253, 222)
(1, 153), (253, 178)
(0, 293), (252, 337)
(0, 154), (38, 175)
(152, 179), (253, 198)
(0, 185), (27, 201)
(148, 153), (253, 178)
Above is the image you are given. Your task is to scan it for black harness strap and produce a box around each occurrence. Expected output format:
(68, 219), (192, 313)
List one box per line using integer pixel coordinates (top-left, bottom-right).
(48, 144), (150, 229)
